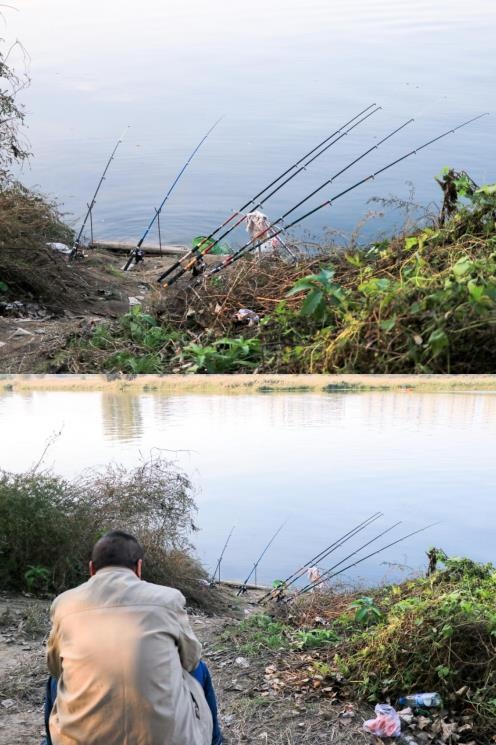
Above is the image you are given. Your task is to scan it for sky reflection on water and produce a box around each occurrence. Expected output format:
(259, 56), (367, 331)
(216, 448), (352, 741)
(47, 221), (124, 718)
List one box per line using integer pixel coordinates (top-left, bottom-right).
(5, 0), (496, 246)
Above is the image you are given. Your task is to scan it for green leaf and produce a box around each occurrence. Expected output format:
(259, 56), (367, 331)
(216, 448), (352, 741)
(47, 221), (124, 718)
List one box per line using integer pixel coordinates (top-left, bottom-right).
(405, 236), (419, 251)
(316, 268), (336, 283)
(140, 314), (158, 327)
(286, 278), (316, 296)
(427, 328), (449, 356)
(356, 608), (368, 623)
(467, 280), (485, 303)
(359, 277), (391, 297)
(476, 184), (496, 196)
(380, 317), (396, 332)
(453, 256), (474, 278)
(300, 289), (324, 317)
(436, 665), (451, 679)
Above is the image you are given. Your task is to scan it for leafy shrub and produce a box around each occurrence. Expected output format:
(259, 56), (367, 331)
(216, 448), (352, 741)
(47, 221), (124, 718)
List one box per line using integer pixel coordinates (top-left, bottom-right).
(0, 458), (224, 612)
(24, 565), (51, 594)
(349, 596), (382, 626)
(341, 559), (496, 734)
(181, 337), (261, 373)
(294, 628), (340, 649)
(271, 554), (496, 736)
(226, 614), (290, 654)
(79, 308), (263, 375)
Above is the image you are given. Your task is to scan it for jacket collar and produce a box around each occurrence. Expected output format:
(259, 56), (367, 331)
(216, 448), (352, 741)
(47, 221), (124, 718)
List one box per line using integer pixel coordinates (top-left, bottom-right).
(92, 566), (140, 579)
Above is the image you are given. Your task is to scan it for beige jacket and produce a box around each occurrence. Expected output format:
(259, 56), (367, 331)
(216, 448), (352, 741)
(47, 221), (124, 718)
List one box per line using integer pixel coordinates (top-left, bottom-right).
(47, 567), (213, 745)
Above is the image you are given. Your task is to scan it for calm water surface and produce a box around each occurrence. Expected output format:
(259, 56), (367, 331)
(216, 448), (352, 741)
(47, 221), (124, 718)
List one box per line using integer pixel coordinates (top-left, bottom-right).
(1, 389), (495, 586)
(4, 0), (496, 246)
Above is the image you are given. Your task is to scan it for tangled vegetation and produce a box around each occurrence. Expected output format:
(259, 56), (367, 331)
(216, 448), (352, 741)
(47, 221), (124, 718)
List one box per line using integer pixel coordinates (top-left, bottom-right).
(228, 553), (496, 739)
(0, 458), (224, 612)
(0, 32), (29, 182)
(57, 170), (495, 374)
(0, 31), (77, 308)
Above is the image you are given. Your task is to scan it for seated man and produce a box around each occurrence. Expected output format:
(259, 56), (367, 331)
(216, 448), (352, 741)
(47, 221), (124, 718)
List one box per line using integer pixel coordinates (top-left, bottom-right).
(44, 531), (222, 745)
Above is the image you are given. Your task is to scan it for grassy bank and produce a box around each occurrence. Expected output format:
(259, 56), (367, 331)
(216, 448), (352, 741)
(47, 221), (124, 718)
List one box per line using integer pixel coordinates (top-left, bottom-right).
(49, 170), (495, 375)
(226, 553), (496, 741)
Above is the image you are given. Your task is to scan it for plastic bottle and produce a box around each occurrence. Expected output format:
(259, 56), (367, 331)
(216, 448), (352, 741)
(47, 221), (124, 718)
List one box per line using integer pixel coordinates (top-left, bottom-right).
(398, 692), (443, 708)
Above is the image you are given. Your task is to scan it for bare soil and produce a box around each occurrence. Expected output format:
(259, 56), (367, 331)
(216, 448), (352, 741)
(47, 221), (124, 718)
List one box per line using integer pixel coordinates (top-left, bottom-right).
(0, 247), (196, 373)
(0, 593), (374, 745)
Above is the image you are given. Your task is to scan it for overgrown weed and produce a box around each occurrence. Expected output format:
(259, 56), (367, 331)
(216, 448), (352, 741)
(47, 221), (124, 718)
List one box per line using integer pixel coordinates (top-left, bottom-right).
(248, 553), (496, 737)
(0, 458), (225, 613)
(59, 169), (496, 374)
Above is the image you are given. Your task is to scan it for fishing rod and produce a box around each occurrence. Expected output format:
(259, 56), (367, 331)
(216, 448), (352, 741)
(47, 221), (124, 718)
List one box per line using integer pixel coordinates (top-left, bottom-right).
(157, 103), (380, 286)
(236, 521), (287, 596)
(209, 116), (414, 275)
(208, 112), (489, 277)
(69, 127), (129, 261)
(123, 117), (223, 271)
(210, 525), (235, 585)
(292, 520), (403, 598)
(289, 522), (439, 601)
(207, 116), (415, 275)
(258, 511), (383, 604)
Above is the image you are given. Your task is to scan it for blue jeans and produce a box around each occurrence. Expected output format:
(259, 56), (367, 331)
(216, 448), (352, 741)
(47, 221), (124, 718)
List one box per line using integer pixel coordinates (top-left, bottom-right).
(42, 661), (222, 745)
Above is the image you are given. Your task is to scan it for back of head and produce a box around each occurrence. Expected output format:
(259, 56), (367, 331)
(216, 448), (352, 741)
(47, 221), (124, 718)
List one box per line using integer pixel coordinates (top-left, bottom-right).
(91, 530), (144, 572)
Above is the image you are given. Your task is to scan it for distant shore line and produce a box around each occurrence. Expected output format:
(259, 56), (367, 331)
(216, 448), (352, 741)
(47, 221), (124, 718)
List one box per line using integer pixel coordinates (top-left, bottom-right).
(2, 373), (496, 394)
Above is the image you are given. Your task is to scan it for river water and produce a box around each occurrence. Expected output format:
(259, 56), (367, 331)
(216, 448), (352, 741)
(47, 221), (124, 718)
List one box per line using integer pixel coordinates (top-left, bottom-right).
(1, 388), (495, 586)
(5, 0), (496, 247)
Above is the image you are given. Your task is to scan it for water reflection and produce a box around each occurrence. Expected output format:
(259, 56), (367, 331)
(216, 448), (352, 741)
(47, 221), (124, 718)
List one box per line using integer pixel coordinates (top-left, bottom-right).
(6, 0), (496, 244)
(102, 393), (144, 442)
(0, 389), (494, 584)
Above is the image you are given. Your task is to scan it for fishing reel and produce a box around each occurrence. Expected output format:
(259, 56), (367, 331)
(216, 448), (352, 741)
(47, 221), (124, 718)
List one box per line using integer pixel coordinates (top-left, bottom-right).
(191, 256), (206, 277)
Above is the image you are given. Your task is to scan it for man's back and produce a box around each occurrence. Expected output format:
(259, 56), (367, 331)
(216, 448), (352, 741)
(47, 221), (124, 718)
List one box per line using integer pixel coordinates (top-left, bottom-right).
(47, 566), (213, 745)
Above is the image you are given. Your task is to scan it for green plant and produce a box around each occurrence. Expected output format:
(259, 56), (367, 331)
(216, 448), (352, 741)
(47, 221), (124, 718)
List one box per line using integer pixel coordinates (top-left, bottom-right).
(229, 614), (291, 654)
(106, 351), (163, 374)
(24, 565), (51, 594)
(349, 596), (382, 626)
(342, 556), (496, 735)
(119, 307), (177, 351)
(181, 337), (261, 373)
(294, 628), (340, 649)
(312, 660), (332, 677)
(286, 267), (347, 321)
(105, 264), (125, 279)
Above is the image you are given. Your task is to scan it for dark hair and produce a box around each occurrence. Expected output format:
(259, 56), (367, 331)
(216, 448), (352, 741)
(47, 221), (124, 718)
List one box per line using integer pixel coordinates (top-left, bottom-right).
(91, 530), (144, 571)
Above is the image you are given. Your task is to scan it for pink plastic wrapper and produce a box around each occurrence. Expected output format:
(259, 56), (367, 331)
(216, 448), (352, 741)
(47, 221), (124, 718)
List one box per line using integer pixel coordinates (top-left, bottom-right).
(363, 704), (401, 737)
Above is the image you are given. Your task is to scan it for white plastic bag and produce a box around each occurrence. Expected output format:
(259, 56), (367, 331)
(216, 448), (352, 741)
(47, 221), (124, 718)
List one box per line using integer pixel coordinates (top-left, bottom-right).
(46, 242), (71, 254)
(363, 703), (401, 737)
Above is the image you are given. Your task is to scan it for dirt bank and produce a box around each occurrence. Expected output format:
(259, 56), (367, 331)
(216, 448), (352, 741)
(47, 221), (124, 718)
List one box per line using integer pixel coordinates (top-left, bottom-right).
(0, 593), (374, 745)
(0, 246), (205, 373)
